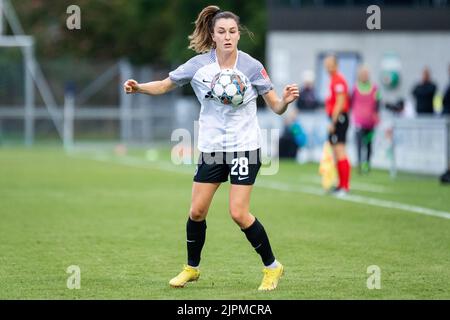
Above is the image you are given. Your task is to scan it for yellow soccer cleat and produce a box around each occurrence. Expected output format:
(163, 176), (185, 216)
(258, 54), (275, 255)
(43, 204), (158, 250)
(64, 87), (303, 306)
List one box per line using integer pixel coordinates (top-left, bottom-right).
(169, 265), (200, 288)
(258, 263), (284, 291)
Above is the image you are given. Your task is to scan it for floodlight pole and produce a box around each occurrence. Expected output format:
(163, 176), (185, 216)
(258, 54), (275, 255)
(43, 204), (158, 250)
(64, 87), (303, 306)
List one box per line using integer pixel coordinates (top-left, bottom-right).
(24, 43), (35, 146)
(1, 0), (63, 145)
(119, 59), (133, 144)
(63, 89), (75, 152)
(0, 0), (4, 35)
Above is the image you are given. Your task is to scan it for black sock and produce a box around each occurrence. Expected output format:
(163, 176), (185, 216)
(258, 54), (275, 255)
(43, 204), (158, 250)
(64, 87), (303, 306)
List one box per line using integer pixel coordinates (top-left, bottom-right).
(241, 218), (275, 266)
(186, 218), (206, 267)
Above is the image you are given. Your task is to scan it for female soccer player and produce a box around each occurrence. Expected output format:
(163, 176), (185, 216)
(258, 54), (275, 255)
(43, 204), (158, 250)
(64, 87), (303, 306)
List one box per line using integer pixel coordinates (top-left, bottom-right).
(123, 5), (299, 291)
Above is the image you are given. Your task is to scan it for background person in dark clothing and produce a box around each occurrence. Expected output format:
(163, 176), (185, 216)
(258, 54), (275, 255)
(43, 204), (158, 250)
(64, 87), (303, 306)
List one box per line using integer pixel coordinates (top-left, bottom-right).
(412, 68), (437, 114)
(439, 65), (450, 184)
(279, 109), (307, 159)
(443, 64), (450, 115)
(441, 166), (450, 184)
(296, 70), (318, 111)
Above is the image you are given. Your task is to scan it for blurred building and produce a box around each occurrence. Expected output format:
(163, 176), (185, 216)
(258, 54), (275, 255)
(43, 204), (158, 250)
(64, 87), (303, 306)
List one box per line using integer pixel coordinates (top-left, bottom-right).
(266, 0), (450, 106)
(264, 1), (450, 174)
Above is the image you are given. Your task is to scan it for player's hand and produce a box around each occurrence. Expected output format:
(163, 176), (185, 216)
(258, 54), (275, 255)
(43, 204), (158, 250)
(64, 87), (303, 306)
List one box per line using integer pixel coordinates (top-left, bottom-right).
(123, 79), (140, 94)
(282, 84), (300, 105)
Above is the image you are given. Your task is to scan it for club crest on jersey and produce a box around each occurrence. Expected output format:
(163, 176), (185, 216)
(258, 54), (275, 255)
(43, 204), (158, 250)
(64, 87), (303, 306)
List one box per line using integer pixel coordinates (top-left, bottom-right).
(260, 68), (270, 81)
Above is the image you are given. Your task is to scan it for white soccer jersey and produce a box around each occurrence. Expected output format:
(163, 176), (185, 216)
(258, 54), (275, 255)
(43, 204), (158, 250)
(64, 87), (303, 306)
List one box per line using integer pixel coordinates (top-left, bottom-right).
(169, 49), (273, 152)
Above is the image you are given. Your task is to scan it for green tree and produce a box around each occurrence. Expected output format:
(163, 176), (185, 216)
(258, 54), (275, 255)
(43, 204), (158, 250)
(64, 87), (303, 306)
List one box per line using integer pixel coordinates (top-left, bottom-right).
(12, 0), (267, 66)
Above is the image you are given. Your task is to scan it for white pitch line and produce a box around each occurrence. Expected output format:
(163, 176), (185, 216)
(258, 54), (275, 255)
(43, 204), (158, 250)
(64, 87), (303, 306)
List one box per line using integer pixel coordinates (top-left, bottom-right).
(72, 152), (194, 175)
(69, 152), (450, 220)
(257, 180), (450, 220)
(295, 174), (390, 193)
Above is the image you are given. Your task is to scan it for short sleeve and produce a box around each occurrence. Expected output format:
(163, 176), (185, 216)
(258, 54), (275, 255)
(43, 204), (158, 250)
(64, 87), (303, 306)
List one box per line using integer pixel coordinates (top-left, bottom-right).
(169, 57), (201, 87)
(334, 82), (346, 94)
(249, 61), (274, 96)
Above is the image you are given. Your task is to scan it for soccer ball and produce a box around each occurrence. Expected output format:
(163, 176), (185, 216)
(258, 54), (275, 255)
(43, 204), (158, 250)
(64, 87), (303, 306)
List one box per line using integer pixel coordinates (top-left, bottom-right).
(210, 69), (247, 107)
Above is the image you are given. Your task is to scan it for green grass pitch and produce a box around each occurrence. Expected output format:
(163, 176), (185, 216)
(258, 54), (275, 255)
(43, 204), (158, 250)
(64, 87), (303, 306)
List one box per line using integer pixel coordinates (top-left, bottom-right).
(0, 146), (449, 299)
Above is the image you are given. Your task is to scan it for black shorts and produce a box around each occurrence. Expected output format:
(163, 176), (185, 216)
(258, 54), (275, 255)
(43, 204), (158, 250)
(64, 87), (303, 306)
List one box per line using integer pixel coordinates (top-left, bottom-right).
(194, 149), (261, 185)
(328, 113), (349, 145)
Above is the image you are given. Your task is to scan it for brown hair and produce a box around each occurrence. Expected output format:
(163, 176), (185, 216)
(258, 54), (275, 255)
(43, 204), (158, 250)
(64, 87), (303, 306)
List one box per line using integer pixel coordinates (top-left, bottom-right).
(188, 5), (253, 53)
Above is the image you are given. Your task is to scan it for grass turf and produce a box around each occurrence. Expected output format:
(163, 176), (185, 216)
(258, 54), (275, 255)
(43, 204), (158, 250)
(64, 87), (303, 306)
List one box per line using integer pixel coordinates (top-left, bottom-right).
(0, 146), (449, 299)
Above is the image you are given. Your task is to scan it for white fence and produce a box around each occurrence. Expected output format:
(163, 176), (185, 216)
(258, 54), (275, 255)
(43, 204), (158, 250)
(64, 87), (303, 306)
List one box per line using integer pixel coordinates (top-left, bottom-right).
(1, 96), (448, 176)
(259, 110), (449, 176)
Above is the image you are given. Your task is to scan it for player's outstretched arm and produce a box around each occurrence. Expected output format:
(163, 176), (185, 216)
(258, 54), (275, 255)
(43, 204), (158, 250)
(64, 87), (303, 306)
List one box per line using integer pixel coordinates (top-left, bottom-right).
(123, 77), (177, 96)
(263, 84), (300, 115)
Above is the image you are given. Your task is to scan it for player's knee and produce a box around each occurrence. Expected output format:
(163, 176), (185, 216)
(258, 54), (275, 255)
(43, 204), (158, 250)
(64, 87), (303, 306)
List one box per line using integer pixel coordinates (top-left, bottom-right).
(189, 207), (208, 221)
(229, 206), (246, 224)
(334, 145), (347, 160)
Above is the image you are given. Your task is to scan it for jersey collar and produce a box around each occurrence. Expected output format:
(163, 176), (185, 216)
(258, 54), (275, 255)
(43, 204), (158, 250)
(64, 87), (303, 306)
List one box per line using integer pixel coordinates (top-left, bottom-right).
(213, 48), (239, 70)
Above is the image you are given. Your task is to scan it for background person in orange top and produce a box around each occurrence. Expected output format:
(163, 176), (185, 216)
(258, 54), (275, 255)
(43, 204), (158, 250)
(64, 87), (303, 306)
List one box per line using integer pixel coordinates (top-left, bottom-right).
(324, 55), (351, 195)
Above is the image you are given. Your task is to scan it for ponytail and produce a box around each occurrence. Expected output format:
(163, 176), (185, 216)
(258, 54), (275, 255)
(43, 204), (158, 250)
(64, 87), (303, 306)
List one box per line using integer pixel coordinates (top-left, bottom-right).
(188, 6), (252, 54)
(188, 5), (221, 54)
